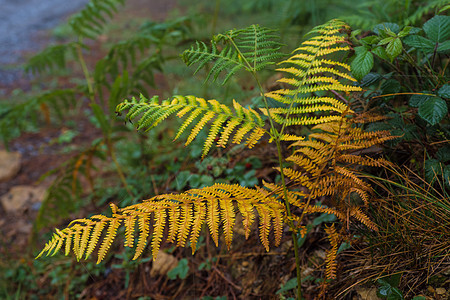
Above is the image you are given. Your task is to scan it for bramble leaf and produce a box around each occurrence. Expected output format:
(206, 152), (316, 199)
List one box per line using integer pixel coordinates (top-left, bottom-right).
(385, 38), (402, 61)
(438, 84), (450, 99)
(351, 46), (374, 81)
(403, 35), (435, 52)
(418, 96), (448, 125)
(423, 15), (450, 43)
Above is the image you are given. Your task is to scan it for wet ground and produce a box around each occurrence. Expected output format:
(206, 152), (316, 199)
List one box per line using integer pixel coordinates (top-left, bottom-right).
(0, 0), (89, 85)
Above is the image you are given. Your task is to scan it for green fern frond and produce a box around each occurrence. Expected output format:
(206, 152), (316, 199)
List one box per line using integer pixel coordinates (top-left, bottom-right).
(182, 24), (285, 84)
(116, 95), (267, 157)
(36, 184), (286, 262)
(69, 0), (125, 39)
(93, 37), (153, 84)
(25, 43), (77, 75)
(405, 0), (448, 25)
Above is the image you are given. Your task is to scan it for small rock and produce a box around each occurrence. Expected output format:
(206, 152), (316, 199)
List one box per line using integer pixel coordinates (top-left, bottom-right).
(314, 249), (327, 260)
(150, 251), (178, 277)
(0, 185), (46, 212)
(436, 288), (446, 295)
(0, 150), (21, 182)
(355, 287), (381, 300)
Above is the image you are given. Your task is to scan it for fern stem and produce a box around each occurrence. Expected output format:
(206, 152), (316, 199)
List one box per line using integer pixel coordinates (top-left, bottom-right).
(252, 66), (303, 300)
(106, 137), (134, 197)
(275, 139), (303, 299)
(75, 36), (133, 197)
(75, 38), (94, 101)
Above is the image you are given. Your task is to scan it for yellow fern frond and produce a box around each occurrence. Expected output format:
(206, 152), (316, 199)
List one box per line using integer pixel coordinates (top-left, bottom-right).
(116, 95), (267, 158)
(37, 184), (286, 262)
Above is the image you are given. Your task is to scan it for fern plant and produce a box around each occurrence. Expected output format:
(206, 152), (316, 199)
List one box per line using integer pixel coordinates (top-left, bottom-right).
(38, 20), (395, 298)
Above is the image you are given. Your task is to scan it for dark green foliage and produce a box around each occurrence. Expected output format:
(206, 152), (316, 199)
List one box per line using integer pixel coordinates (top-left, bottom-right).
(349, 13), (449, 189)
(25, 43), (77, 75)
(69, 0), (125, 39)
(377, 274), (404, 300)
(35, 143), (106, 231)
(182, 24), (285, 84)
(0, 89), (76, 146)
(341, 0), (448, 30)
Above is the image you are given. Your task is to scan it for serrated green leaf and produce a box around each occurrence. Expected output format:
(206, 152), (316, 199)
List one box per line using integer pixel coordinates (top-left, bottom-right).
(167, 258), (189, 279)
(423, 15), (450, 43)
(436, 145), (450, 162)
(409, 27), (422, 35)
(386, 38), (402, 61)
(388, 287), (404, 300)
(276, 277), (298, 294)
(438, 84), (450, 98)
(437, 40), (450, 53)
(418, 96), (448, 125)
(403, 35), (435, 52)
(372, 46), (390, 60)
(398, 26), (412, 37)
(377, 276), (404, 300)
(409, 93), (432, 107)
(425, 159), (443, 182)
(374, 23), (400, 36)
(360, 35), (379, 45)
(444, 165), (450, 188)
(351, 46), (374, 81)
(381, 79), (401, 94)
(360, 73), (382, 87)
(379, 37), (394, 46)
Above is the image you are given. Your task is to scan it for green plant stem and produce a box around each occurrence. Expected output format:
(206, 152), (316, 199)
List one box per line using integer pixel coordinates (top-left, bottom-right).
(253, 69), (303, 300)
(275, 139), (303, 299)
(75, 36), (133, 197)
(75, 39), (94, 100)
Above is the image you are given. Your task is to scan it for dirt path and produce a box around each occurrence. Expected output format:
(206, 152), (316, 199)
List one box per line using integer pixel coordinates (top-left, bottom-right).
(0, 0), (89, 66)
